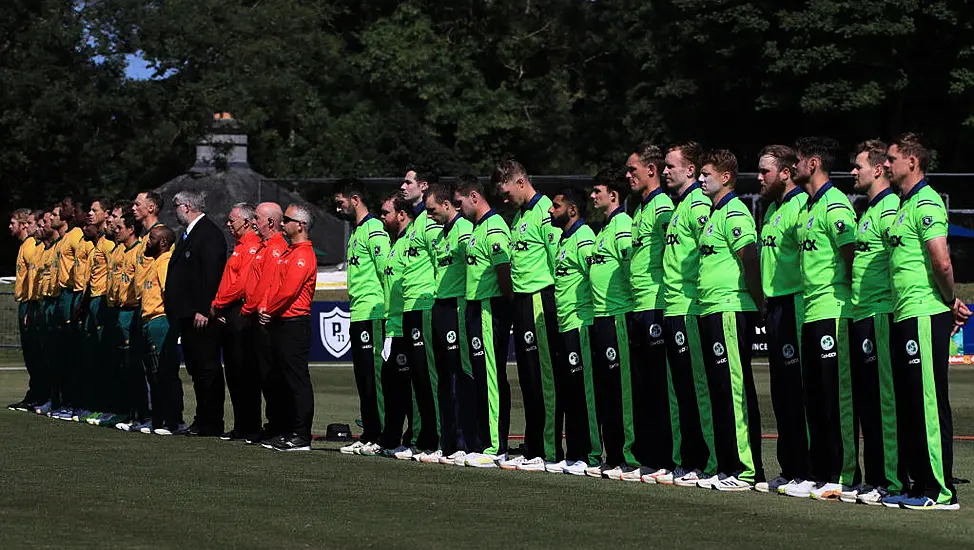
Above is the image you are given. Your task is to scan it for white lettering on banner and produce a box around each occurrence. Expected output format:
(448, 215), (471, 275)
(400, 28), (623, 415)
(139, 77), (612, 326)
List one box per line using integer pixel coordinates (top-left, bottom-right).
(320, 307), (351, 358)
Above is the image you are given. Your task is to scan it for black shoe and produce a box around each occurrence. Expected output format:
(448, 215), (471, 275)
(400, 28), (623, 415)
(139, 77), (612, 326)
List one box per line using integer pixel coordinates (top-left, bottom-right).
(185, 425), (222, 437)
(268, 433), (311, 452)
(7, 401), (24, 411)
(260, 435), (287, 449)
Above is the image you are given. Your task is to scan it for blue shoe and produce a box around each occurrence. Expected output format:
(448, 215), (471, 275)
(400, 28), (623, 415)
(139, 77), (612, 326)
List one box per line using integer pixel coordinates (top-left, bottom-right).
(901, 496), (960, 511)
(881, 493), (910, 509)
(34, 401), (52, 415)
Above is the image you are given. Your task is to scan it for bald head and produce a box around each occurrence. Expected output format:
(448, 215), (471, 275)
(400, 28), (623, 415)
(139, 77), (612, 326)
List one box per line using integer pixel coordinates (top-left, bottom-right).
(255, 202), (284, 239)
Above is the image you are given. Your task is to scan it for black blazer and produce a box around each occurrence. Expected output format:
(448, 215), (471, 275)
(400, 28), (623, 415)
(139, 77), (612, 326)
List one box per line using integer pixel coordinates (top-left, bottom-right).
(164, 215), (228, 319)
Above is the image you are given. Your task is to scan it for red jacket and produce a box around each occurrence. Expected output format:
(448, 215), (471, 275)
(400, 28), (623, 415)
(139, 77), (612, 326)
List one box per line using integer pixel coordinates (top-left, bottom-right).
(260, 240), (317, 318)
(212, 231), (262, 309)
(241, 232), (289, 315)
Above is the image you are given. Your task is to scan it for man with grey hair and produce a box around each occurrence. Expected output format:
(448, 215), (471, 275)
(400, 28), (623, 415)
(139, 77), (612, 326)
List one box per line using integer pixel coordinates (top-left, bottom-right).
(212, 202), (262, 441)
(165, 189), (228, 436)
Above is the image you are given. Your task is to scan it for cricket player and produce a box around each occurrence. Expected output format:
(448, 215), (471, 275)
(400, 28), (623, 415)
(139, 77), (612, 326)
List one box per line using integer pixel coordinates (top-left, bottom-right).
(882, 133), (970, 510)
(114, 211), (152, 433)
(83, 199), (119, 425)
(548, 187), (601, 475)
(696, 149), (765, 492)
(8, 209), (40, 411)
(334, 181), (390, 456)
(492, 159), (562, 472)
(660, 141), (718, 487)
(786, 137), (858, 500)
(455, 179), (514, 468)
(35, 208), (64, 416)
(756, 144), (810, 494)
(52, 200), (86, 419)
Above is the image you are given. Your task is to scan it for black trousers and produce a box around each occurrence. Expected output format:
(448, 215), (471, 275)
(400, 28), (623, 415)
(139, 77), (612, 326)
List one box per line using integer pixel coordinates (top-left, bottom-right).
(118, 307), (150, 420)
(220, 305), (262, 436)
(401, 309), (440, 451)
(351, 319), (385, 445)
(590, 314), (635, 467)
(268, 316), (314, 441)
(628, 308), (673, 470)
(663, 314), (716, 475)
(431, 299), (477, 455)
(560, 326), (601, 465)
(379, 336), (416, 449)
(179, 316), (225, 433)
(765, 294), (809, 481)
(699, 311), (764, 484)
(511, 286), (560, 461)
(465, 297), (512, 456)
(247, 319), (288, 436)
(143, 315), (184, 429)
(892, 311), (955, 504)
(21, 301), (43, 404)
(801, 317), (859, 486)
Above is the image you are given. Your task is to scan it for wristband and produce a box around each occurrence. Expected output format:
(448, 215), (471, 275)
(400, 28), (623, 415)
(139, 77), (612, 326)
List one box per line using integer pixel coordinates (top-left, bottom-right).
(944, 293), (956, 306)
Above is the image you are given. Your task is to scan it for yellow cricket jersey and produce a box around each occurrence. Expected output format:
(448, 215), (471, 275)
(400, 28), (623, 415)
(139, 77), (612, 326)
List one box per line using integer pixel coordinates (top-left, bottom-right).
(135, 222), (163, 299)
(15, 237), (39, 302)
(106, 242), (125, 307)
(88, 235), (116, 298)
(115, 239), (142, 308)
(141, 250), (172, 321)
(73, 239), (95, 293)
(37, 238), (64, 298)
(28, 240), (47, 302)
(57, 226), (85, 291)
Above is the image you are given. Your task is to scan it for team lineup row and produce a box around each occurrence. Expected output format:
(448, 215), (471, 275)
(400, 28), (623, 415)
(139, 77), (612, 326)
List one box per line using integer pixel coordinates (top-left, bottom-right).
(334, 133), (969, 511)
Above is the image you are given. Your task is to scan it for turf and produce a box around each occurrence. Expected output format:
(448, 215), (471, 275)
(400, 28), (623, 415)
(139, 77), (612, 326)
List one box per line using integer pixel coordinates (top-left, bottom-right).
(1, 365), (974, 548)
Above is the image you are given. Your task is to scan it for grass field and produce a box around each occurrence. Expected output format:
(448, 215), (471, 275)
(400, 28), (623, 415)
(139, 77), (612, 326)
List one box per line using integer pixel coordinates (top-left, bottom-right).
(2, 364), (974, 548)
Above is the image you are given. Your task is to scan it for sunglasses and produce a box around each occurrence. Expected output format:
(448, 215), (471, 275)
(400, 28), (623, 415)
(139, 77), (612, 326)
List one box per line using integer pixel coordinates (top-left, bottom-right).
(282, 215), (306, 225)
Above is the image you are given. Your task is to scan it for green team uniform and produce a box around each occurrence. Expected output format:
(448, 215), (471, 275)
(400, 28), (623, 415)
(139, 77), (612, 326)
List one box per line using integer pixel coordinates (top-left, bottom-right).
(510, 193), (559, 294)
(697, 191), (763, 483)
(887, 179), (955, 506)
(553, 219), (601, 465)
(796, 181), (858, 486)
(465, 211), (511, 302)
(432, 214), (472, 300)
(346, 213), (390, 445)
(401, 207), (439, 312)
(759, 186), (810, 482)
(383, 231), (408, 337)
(662, 182), (717, 476)
(631, 188), (673, 312)
(591, 207), (634, 317)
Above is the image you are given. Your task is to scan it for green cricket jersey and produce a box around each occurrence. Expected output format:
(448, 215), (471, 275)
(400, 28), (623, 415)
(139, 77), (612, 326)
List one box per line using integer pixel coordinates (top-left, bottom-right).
(465, 209), (512, 301)
(760, 188), (807, 298)
(698, 192), (758, 315)
(590, 207), (634, 316)
(888, 180), (950, 322)
(851, 188), (899, 322)
(384, 229), (409, 337)
(432, 213), (472, 300)
(631, 187), (674, 312)
(400, 206), (440, 311)
(663, 184), (711, 316)
(347, 214), (390, 322)
(553, 219), (595, 332)
(510, 193), (560, 294)
(796, 181), (857, 322)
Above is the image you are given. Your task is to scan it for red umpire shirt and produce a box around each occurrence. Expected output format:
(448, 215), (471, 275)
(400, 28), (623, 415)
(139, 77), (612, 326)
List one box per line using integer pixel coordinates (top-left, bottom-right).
(242, 232), (289, 315)
(260, 240), (317, 317)
(213, 231), (261, 309)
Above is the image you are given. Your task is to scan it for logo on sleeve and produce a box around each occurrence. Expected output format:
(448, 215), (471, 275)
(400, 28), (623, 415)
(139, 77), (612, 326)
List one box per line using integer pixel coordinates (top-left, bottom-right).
(492, 243), (502, 254)
(922, 216), (933, 227)
(835, 220), (847, 233)
(697, 216), (707, 226)
(732, 227), (742, 238)
(375, 246), (381, 255)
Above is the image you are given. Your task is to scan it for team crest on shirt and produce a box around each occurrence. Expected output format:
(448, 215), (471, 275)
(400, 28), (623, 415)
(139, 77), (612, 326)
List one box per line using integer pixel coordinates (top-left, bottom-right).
(469, 237), (476, 248)
(410, 229), (417, 240)
(732, 227), (742, 238)
(559, 249), (567, 262)
(835, 220), (847, 233)
(713, 342), (725, 356)
(598, 239), (605, 250)
(862, 339), (873, 354)
(861, 220), (870, 233)
(375, 246), (381, 255)
(471, 337), (483, 350)
(492, 243), (502, 254)
(675, 331), (686, 346)
(906, 340), (919, 356)
(519, 222), (528, 234)
(922, 216), (933, 227)
(774, 214), (782, 227)
(606, 347), (617, 361)
(352, 238), (358, 249)
(782, 344), (795, 359)
(806, 216), (814, 229)
(697, 216), (707, 226)
(446, 331), (457, 344)
(360, 331), (370, 343)
(820, 335), (835, 351)
(568, 352), (580, 366)
(296, 259), (306, 268)
(898, 213), (905, 226)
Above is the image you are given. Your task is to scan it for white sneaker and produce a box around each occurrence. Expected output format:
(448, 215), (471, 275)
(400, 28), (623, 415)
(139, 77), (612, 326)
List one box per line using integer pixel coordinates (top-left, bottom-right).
(443, 451), (466, 466)
(585, 463), (611, 478)
(696, 474), (719, 489)
(545, 460), (568, 474)
(784, 480), (816, 498)
(755, 482), (770, 493)
(116, 421), (135, 432)
(839, 484), (865, 504)
(858, 486), (888, 506)
(602, 465), (625, 480)
(499, 455), (527, 471)
(340, 441), (366, 455)
(359, 443), (382, 456)
(639, 468), (671, 484)
(411, 450), (429, 462)
(393, 446), (417, 460)
(140, 425), (153, 434)
(517, 457), (546, 472)
(621, 466), (652, 482)
(465, 453), (499, 468)
(810, 482), (845, 501)
(564, 461), (588, 476)
(420, 450), (443, 464)
(715, 475), (753, 492)
(674, 470), (703, 487)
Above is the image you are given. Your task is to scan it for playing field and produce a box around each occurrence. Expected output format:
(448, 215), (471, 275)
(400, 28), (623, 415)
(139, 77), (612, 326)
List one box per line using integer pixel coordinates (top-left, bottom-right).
(1, 364), (973, 548)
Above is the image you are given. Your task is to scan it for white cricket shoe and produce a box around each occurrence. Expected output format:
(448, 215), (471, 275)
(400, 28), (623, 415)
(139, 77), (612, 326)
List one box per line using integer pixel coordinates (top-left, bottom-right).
(420, 450), (443, 464)
(783, 480), (816, 498)
(340, 441), (366, 455)
(640, 468), (671, 484)
(696, 474), (719, 489)
(602, 465), (625, 480)
(810, 482), (845, 501)
(585, 463), (611, 478)
(116, 421), (136, 432)
(839, 484), (865, 504)
(714, 475), (753, 492)
(411, 450), (430, 462)
(443, 451), (466, 465)
(564, 461), (589, 476)
(393, 446), (418, 460)
(517, 457), (547, 472)
(465, 453), (503, 468)
(545, 460), (568, 474)
(620, 466), (652, 482)
(674, 470), (703, 487)
(857, 486), (888, 506)
(358, 443), (382, 456)
(499, 455), (527, 471)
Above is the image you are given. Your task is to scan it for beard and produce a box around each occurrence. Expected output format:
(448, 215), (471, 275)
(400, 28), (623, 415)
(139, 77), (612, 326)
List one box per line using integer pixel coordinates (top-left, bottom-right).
(550, 211), (571, 229)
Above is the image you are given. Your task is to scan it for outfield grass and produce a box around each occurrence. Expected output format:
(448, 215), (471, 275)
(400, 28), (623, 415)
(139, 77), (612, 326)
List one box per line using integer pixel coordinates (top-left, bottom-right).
(1, 365), (974, 548)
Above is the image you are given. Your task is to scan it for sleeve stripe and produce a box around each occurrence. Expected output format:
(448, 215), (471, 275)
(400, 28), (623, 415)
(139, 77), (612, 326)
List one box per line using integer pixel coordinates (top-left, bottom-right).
(880, 211), (896, 218)
(577, 240), (594, 246)
(487, 229), (506, 236)
(427, 225), (444, 231)
(655, 206), (673, 213)
(458, 235), (471, 242)
(917, 200), (940, 208)
(368, 231), (387, 238)
(615, 232), (632, 237)
(827, 204), (851, 212)
(726, 211), (745, 218)
(691, 201), (708, 207)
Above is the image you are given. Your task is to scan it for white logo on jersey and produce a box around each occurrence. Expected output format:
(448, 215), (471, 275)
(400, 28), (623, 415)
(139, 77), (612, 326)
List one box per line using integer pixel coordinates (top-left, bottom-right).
(568, 352), (580, 366)
(713, 342), (725, 357)
(862, 339), (874, 354)
(411, 328), (421, 341)
(360, 331), (370, 343)
(821, 335), (835, 351)
(524, 331), (535, 344)
(396, 353), (407, 366)
(446, 331), (457, 344)
(606, 347), (617, 361)
(906, 340), (919, 356)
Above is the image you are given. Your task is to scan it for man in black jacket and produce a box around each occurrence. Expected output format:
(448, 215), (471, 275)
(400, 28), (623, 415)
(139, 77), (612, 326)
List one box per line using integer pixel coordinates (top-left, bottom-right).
(164, 190), (228, 436)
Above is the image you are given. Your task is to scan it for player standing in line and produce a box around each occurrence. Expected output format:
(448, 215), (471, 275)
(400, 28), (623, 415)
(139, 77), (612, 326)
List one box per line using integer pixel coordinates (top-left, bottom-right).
(334, 181), (390, 456)
(113, 212), (152, 433)
(660, 142), (717, 488)
(625, 143), (677, 483)
(843, 140), (905, 505)
(24, 211), (48, 413)
(37, 207), (66, 416)
(492, 160), (562, 472)
(396, 168), (443, 461)
(882, 133), (970, 510)
(83, 200), (119, 425)
(454, 179), (514, 468)
(547, 188), (602, 475)
(8, 209), (39, 411)
(786, 137), (859, 500)
(423, 181), (476, 465)
(30, 210), (57, 416)
(70, 217), (95, 421)
(695, 150), (765, 492)
(586, 168), (638, 480)
(755, 145), (810, 494)
(51, 200), (85, 420)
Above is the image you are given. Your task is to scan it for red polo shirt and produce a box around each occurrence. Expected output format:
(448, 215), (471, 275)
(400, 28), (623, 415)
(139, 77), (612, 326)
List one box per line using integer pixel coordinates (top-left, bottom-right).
(212, 231), (262, 309)
(261, 240), (317, 318)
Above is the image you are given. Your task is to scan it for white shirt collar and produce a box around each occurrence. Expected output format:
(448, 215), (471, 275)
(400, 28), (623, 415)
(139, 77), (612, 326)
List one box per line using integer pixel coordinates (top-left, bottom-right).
(185, 213), (205, 236)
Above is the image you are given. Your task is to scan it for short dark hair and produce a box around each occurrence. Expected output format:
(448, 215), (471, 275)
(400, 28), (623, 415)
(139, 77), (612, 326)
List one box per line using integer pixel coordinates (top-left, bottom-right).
(892, 132), (931, 171)
(555, 187), (588, 220)
(391, 196), (416, 219)
(854, 139), (888, 168)
(759, 144), (798, 173)
(704, 149), (739, 185)
(139, 190), (164, 212)
(407, 164), (439, 186)
(455, 174), (485, 197)
(118, 211), (138, 232)
(30, 209), (44, 222)
(92, 198), (114, 212)
(113, 201), (134, 215)
(794, 137), (840, 173)
(491, 159), (527, 186)
(633, 142), (665, 172)
(593, 167), (629, 201)
(426, 183), (456, 205)
(59, 198), (85, 228)
(668, 141), (705, 178)
(335, 178), (368, 204)
(151, 224), (177, 249)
